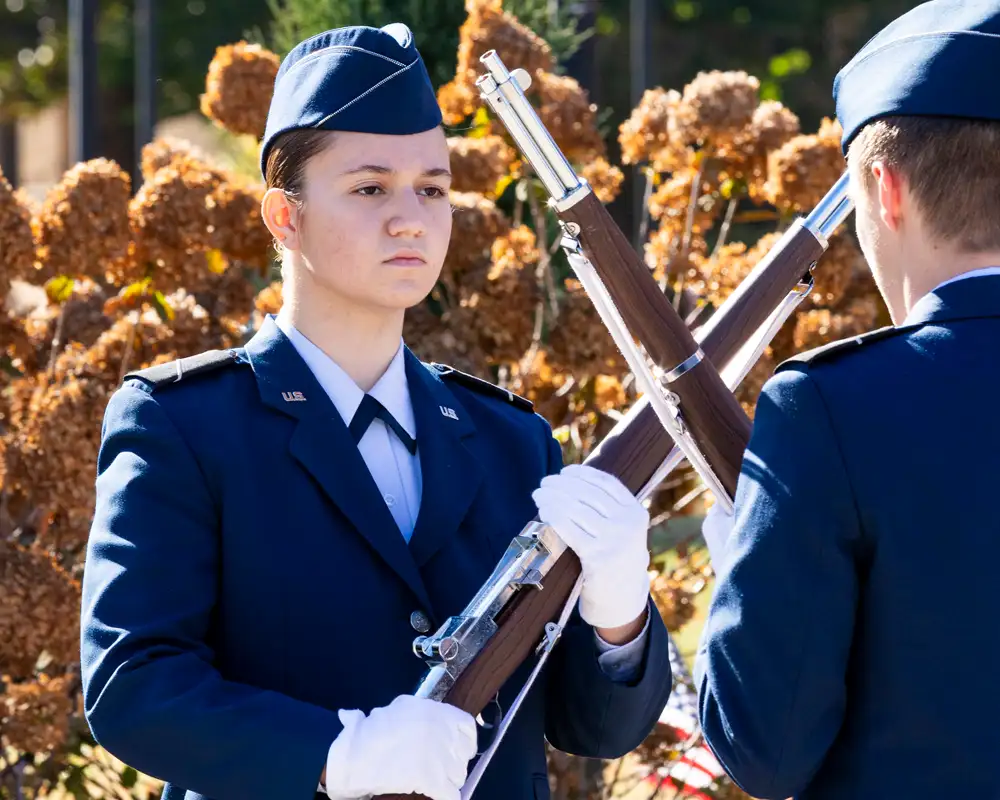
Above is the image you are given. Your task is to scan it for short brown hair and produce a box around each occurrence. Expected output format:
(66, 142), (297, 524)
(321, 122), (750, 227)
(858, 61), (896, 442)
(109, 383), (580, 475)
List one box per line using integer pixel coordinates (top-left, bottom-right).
(263, 128), (337, 199)
(847, 115), (1000, 251)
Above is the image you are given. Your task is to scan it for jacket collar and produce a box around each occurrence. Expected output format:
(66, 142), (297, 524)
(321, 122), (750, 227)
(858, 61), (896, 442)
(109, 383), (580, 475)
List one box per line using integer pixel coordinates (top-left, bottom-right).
(903, 272), (1000, 327)
(243, 316), (484, 610)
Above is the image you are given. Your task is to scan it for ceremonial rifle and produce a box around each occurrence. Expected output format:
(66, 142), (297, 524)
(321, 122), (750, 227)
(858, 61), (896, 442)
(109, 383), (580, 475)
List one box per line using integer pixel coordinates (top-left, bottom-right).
(375, 51), (854, 800)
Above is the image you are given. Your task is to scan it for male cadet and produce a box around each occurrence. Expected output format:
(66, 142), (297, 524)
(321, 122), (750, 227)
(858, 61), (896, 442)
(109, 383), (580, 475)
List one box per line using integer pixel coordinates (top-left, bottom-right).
(694, 2), (1000, 798)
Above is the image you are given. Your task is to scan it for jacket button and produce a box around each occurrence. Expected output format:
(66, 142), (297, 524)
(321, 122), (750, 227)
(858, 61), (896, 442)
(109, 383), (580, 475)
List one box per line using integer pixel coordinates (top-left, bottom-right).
(410, 610), (432, 634)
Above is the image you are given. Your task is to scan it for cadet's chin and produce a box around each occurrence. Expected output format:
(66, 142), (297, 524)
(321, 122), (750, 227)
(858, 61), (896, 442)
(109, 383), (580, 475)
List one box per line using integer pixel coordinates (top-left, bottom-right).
(378, 278), (437, 311)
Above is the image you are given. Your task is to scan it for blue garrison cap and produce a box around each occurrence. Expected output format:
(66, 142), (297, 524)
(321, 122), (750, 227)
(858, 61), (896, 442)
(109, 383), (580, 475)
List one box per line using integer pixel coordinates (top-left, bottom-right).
(833, 0), (1000, 154)
(260, 23), (442, 175)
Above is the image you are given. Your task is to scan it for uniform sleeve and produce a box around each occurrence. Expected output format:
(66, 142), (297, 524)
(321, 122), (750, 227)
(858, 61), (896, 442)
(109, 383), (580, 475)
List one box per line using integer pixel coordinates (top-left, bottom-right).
(694, 368), (864, 799)
(537, 421), (674, 758)
(80, 384), (341, 800)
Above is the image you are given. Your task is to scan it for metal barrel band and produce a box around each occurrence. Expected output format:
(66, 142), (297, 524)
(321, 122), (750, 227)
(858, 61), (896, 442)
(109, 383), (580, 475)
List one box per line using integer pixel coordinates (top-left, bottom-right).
(659, 348), (705, 385)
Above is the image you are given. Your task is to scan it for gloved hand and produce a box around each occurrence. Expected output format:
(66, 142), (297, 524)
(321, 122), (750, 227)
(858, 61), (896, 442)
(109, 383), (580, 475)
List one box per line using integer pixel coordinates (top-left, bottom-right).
(532, 464), (651, 629)
(701, 500), (735, 570)
(324, 694), (477, 800)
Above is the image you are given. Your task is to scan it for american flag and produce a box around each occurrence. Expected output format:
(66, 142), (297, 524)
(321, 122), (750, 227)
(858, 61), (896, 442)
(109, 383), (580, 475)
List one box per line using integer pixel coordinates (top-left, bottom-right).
(643, 633), (727, 800)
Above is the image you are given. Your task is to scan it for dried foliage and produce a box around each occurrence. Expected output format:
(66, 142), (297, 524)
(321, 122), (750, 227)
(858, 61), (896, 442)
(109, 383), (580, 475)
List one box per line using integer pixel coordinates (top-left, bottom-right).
(448, 135), (516, 195)
(0, 542), (81, 678)
(0, 167), (36, 290)
(437, 0), (554, 125)
(764, 117), (846, 213)
(530, 70), (605, 163)
(32, 160), (132, 285)
(1, 674), (75, 754)
(200, 41), (281, 140)
(671, 70), (760, 149)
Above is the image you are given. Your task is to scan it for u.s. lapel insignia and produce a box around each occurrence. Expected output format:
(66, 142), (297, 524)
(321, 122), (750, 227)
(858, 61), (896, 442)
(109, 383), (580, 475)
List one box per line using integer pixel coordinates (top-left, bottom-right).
(282, 391), (307, 402)
(439, 405), (459, 420)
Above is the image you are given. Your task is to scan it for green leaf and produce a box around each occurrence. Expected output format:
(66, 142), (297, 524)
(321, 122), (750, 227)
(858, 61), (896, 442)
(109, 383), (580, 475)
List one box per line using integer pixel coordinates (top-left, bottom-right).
(152, 290), (175, 322)
(120, 765), (138, 788)
(44, 275), (75, 304)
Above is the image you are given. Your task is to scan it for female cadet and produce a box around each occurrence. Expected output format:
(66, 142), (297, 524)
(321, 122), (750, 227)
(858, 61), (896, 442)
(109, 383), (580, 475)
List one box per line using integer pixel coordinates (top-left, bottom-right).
(79, 23), (673, 800)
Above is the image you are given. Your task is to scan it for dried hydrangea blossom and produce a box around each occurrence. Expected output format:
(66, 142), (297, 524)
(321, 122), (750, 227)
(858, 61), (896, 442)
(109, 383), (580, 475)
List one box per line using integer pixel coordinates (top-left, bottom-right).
(448, 135), (516, 195)
(442, 191), (510, 290)
(581, 158), (625, 204)
(547, 278), (625, 375)
(0, 541), (81, 678)
(764, 117), (846, 213)
(531, 70), (605, 163)
(33, 159), (132, 284)
(200, 41), (280, 140)
(0, 167), (36, 290)
(0, 673), (74, 754)
(460, 224), (540, 364)
(671, 70), (760, 149)
(618, 88), (682, 166)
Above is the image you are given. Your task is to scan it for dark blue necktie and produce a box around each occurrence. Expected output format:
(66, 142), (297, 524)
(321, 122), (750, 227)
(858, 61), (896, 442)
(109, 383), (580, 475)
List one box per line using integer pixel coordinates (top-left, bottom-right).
(348, 394), (417, 454)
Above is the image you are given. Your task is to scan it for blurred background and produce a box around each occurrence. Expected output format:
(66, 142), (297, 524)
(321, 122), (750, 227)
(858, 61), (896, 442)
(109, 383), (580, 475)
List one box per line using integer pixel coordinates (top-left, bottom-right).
(0, 2), (915, 799)
(1, 0), (915, 232)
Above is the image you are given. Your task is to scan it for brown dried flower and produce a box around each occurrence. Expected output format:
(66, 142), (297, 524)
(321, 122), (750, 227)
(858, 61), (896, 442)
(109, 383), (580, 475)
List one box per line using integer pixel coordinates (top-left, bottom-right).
(530, 70), (605, 163)
(200, 41), (281, 139)
(442, 191), (510, 290)
(618, 88), (683, 167)
(764, 117), (846, 214)
(460, 224), (540, 363)
(141, 137), (214, 183)
(0, 541), (81, 678)
(208, 180), (272, 269)
(0, 166), (36, 291)
(33, 159), (132, 284)
(671, 70), (760, 149)
(448, 135), (516, 195)
(547, 279), (625, 375)
(792, 297), (880, 353)
(439, 0), (555, 126)
(404, 301), (489, 377)
(581, 158), (624, 204)
(0, 673), (75, 754)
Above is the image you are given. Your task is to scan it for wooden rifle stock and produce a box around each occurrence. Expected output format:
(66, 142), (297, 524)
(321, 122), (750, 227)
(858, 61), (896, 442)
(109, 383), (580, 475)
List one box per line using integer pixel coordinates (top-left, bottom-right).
(559, 191), (751, 496)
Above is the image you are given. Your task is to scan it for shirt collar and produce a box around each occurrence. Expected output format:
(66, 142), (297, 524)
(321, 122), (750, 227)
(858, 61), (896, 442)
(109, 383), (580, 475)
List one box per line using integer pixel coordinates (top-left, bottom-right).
(274, 310), (415, 438)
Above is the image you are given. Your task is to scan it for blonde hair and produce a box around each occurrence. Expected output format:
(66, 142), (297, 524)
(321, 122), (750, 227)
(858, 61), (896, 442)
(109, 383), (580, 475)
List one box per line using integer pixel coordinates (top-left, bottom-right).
(847, 116), (1000, 251)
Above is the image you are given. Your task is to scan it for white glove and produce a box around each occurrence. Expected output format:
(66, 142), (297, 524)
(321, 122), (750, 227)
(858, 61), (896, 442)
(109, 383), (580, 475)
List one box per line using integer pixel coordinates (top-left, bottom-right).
(532, 464), (651, 629)
(324, 694), (477, 800)
(701, 500), (735, 570)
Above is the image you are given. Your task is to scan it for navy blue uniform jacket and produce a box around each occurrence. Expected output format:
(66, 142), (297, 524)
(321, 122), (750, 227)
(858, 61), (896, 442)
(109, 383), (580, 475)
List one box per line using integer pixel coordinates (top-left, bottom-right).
(696, 274), (1000, 799)
(79, 315), (673, 800)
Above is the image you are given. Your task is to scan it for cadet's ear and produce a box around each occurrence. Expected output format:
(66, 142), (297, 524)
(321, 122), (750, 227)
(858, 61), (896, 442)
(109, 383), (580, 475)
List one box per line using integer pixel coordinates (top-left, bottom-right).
(261, 188), (302, 251)
(871, 160), (903, 232)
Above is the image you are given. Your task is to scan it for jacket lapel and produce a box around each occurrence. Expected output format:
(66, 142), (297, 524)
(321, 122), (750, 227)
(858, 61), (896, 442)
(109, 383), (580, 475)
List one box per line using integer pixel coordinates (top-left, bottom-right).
(904, 273), (1000, 326)
(244, 317), (433, 614)
(404, 350), (484, 568)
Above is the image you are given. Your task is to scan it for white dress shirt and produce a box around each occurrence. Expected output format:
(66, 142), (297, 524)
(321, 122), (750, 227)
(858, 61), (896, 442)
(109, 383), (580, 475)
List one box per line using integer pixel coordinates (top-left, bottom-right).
(276, 311), (421, 540)
(274, 312), (650, 795)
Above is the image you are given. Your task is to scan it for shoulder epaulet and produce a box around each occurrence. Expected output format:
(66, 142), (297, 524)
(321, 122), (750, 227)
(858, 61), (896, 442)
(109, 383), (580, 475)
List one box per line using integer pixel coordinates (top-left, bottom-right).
(429, 363), (534, 412)
(123, 349), (245, 389)
(776, 324), (914, 370)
